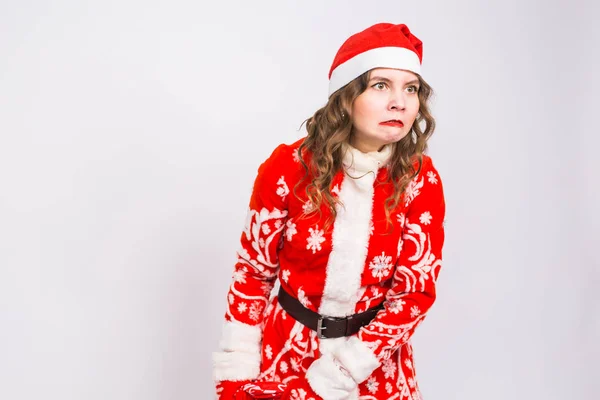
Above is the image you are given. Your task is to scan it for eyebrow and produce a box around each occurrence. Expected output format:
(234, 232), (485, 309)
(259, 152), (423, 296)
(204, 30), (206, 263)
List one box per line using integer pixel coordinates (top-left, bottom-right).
(369, 76), (420, 86)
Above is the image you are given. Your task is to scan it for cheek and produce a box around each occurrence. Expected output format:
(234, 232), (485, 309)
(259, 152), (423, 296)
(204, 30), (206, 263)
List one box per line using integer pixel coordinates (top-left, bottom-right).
(354, 98), (382, 123)
(407, 100), (420, 124)
(352, 99), (377, 127)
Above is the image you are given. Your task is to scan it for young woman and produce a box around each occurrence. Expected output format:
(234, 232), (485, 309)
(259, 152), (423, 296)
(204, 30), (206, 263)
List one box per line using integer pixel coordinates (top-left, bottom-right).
(213, 23), (446, 400)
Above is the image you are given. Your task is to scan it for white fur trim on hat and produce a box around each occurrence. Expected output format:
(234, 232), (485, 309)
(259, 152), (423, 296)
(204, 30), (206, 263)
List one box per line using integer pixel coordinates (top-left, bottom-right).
(306, 353), (359, 400)
(333, 336), (381, 384)
(329, 46), (422, 96)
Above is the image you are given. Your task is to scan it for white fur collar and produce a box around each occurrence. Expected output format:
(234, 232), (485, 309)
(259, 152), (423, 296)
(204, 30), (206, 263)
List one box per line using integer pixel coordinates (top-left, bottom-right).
(341, 142), (392, 176)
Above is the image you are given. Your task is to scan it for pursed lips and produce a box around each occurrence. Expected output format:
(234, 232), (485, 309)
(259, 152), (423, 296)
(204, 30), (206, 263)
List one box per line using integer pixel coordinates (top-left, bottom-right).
(379, 119), (404, 127)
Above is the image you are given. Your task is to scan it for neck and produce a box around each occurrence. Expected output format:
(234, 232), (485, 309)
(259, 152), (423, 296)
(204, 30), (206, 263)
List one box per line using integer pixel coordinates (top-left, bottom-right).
(341, 142), (393, 176)
(349, 137), (386, 153)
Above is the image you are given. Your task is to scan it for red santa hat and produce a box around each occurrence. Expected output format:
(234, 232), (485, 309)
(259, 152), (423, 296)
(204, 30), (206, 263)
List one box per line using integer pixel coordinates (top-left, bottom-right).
(328, 23), (423, 97)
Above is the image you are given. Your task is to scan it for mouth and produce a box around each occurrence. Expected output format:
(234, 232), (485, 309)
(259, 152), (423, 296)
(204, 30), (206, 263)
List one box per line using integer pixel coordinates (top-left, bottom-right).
(380, 119), (404, 127)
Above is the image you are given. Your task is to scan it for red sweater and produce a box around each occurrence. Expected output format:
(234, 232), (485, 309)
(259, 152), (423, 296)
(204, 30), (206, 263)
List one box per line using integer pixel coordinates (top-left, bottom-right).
(214, 138), (445, 400)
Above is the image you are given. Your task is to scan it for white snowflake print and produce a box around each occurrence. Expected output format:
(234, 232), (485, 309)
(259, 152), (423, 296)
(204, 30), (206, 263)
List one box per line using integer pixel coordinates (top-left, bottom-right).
(281, 269), (291, 283)
(285, 220), (297, 242)
(280, 360), (289, 374)
(369, 252), (393, 279)
(289, 388), (309, 400)
(248, 301), (263, 321)
(419, 211), (432, 225)
(398, 374), (406, 386)
(412, 391), (422, 400)
(274, 220), (282, 229)
(261, 281), (272, 295)
(404, 176), (424, 206)
(276, 176), (289, 200)
(265, 345), (273, 360)
(369, 220), (374, 236)
(228, 294), (234, 305)
(292, 148), (301, 163)
(232, 269), (246, 283)
(427, 170), (438, 184)
(302, 200), (315, 214)
(366, 376), (379, 394)
(408, 377), (415, 388)
(388, 299), (406, 314)
(237, 247), (251, 262)
(258, 237), (265, 248)
(297, 287), (312, 307)
(306, 226), (325, 254)
(331, 184), (341, 196)
(404, 358), (413, 370)
(382, 358), (397, 379)
(290, 357), (301, 372)
(385, 382), (393, 394)
(410, 306), (421, 318)
(397, 213), (405, 228)
(237, 302), (247, 313)
(261, 224), (271, 235)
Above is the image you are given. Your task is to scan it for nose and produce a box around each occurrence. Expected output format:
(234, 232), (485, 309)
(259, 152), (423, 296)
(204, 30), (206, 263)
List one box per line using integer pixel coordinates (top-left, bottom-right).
(389, 90), (406, 111)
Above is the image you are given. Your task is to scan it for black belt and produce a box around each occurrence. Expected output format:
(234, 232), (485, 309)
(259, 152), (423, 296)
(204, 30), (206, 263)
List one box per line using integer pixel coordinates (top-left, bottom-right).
(277, 286), (384, 339)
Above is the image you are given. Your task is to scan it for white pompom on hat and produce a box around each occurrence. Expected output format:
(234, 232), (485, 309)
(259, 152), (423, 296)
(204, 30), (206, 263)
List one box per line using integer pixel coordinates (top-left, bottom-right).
(328, 23), (423, 97)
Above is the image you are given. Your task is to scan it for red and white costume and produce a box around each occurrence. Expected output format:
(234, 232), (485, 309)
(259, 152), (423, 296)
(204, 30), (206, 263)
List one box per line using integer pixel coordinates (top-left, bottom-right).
(214, 138), (446, 400)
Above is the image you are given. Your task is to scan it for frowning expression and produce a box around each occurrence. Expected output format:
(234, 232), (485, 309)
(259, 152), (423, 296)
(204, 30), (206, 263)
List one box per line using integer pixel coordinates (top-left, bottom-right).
(350, 68), (421, 152)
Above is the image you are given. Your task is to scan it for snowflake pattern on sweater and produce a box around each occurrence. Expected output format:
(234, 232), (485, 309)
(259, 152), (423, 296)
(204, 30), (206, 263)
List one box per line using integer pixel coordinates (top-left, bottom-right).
(214, 138), (445, 400)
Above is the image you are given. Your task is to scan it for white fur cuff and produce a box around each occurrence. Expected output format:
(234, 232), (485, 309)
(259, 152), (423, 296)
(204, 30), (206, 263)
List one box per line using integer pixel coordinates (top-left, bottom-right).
(219, 320), (262, 353)
(213, 350), (261, 382)
(306, 354), (359, 400)
(334, 336), (381, 384)
(213, 320), (263, 382)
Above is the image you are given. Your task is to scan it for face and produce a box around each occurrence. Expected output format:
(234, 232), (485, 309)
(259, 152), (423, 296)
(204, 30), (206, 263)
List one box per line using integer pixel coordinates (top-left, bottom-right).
(350, 68), (421, 153)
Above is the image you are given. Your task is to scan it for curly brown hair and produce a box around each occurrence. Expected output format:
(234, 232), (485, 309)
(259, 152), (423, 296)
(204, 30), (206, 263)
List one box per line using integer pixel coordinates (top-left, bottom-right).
(294, 69), (436, 231)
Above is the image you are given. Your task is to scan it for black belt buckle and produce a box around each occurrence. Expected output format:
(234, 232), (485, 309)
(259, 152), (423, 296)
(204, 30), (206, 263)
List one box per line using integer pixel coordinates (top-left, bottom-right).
(316, 315), (353, 339)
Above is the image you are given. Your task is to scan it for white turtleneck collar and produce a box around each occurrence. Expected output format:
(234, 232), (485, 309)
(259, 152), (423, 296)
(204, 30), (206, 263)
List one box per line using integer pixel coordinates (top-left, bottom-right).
(341, 142), (393, 177)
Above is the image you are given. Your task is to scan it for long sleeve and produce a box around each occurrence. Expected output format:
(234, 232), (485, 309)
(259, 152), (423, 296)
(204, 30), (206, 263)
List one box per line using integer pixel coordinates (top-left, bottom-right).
(333, 157), (446, 383)
(213, 144), (291, 387)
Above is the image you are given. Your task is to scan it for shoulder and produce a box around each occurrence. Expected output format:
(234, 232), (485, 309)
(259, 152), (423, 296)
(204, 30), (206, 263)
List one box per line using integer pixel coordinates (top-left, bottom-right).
(404, 154), (445, 212)
(251, 137), (306, 197)
(417, 154), (443, 185)
(258, 137), (307, 174)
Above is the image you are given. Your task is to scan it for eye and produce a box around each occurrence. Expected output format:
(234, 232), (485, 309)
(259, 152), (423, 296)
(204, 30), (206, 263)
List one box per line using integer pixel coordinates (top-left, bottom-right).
(406, 85), (420, 94)
(372, 82), (388, 90)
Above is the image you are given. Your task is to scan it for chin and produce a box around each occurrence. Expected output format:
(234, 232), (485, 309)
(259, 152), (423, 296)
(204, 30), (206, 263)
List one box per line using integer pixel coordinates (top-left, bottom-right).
(388, 133), (409, 143)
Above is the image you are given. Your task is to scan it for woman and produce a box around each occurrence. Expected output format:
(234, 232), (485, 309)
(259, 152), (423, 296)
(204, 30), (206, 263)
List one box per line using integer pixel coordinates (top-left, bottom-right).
(213, 22), (446, 400)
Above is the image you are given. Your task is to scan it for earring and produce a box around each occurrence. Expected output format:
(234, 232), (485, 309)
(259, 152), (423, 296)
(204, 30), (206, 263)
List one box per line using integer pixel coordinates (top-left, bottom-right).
(411, 130), (417, 144)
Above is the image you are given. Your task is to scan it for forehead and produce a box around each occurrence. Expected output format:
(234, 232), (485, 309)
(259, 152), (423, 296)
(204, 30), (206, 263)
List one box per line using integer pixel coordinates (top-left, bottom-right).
(368, 67), (419, 82)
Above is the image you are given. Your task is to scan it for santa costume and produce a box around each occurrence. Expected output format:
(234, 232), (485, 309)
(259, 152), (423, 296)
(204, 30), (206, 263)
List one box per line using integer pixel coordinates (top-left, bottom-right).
(213, 23), (446, 400)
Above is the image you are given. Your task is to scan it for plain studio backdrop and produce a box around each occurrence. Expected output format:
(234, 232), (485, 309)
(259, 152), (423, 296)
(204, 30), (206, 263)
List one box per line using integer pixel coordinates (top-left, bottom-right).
(0, 0), (598, 399)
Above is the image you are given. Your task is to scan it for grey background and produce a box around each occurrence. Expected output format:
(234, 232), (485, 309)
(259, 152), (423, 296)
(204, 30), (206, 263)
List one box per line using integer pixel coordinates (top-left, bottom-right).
(1, 0), (598, 399)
